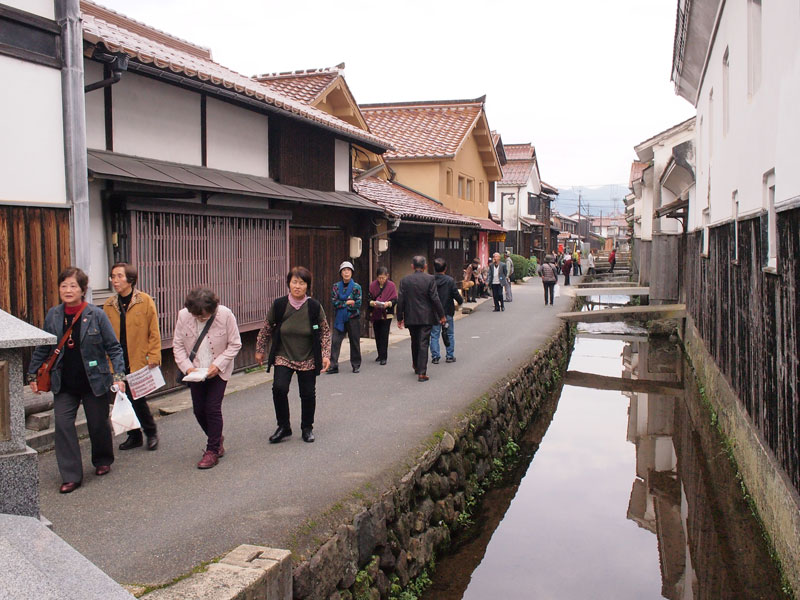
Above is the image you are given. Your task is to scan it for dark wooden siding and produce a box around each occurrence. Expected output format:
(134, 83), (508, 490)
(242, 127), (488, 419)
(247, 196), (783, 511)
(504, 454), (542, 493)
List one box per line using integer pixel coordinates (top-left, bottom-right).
(683, 207), (799, 494)
(289, 226), (348, 323)
(269, 118), (335, 191)
(0, 206), (71, 328)
(127, 210), (288, 342)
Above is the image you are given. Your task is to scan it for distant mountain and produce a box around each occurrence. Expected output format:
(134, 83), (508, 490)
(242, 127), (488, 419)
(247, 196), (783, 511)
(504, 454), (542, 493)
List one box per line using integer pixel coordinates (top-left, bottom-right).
(552, 184), (629, 217)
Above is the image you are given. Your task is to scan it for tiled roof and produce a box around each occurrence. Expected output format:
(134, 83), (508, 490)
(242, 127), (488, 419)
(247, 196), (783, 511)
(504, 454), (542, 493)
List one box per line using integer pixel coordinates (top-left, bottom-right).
(540, 181), (558, 195)
(500, 160), (535, 186)
(474, 217), (506, 233)
(629, 161), (649, 187)
(354, 177), (479, 227)
(519, 216), (545, 227)
(80, 2), (391, 151)
(359, 98), (485, 160)
(504, 143), (535, 160)
(253, 65), (342, 104)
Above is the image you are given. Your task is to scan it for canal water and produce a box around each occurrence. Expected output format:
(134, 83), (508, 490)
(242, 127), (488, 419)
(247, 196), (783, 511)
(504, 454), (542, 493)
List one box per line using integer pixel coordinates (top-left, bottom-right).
(423, 322), (787, 599)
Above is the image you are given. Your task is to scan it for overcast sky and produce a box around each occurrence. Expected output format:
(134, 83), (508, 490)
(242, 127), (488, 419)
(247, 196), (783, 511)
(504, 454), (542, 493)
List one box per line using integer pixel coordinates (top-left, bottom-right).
(93, 0), (695, 189)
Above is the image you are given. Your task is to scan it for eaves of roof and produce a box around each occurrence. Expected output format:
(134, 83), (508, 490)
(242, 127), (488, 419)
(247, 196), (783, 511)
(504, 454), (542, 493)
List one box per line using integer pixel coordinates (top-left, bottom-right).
(87, 149), (384, 213)
(354, 177), (478, 227)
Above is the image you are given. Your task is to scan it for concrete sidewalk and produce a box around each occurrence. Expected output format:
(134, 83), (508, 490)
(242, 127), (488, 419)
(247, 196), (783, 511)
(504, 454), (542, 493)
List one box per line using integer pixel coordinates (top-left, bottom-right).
(34, 278), (578, 587)
(23, 295), (492, 452)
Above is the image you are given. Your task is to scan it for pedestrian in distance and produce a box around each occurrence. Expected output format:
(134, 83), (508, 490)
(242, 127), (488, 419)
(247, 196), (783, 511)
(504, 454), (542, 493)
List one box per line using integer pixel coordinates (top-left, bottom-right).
(367, 266), (397, 366)
(430, 258), (463, 364)
(587, 250), (596, 275)
(396, 256), (446, 382)
(562, 254), (573, 286)
(462, 260), (477, 303)
(28, 267), (126, 494)
(327, 261), (362, 374)
(255, 267), (332, 444)
(478, 260), (489, 298)
(538, 255), (559, 306)
(487, 252), (508, 312)
(173, 287), (241, 469)
(609, 249), (617, 273)
(504, 250), (514, 302)
(103, 262), (161, 452)
(573, 249), (582, 275)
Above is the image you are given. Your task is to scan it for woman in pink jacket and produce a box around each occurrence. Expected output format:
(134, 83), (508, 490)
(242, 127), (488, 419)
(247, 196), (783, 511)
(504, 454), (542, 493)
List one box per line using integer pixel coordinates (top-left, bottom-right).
(173, 287), (242, 469)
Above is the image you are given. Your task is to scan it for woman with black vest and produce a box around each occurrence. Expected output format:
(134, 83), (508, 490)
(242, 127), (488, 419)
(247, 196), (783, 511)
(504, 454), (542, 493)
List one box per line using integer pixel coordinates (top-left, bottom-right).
(255, 267), (332, 444)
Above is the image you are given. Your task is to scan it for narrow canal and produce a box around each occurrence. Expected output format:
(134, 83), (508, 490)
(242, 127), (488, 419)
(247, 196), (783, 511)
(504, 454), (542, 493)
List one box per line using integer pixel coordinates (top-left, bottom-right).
(423, 319), (788, 599)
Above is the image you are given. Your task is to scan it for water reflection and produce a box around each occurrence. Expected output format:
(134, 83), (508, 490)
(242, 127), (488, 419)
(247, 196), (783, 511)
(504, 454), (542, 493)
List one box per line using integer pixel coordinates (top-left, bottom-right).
(424, 334), (785, 600)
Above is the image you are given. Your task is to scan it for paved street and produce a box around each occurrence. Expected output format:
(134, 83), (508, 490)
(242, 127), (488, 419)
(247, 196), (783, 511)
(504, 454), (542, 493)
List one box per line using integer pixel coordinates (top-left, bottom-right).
(37, 278), (578, 586)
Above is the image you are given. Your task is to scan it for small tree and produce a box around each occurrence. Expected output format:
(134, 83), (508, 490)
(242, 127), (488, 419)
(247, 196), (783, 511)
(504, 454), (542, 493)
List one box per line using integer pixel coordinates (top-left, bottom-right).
(509, 254), (529, 282)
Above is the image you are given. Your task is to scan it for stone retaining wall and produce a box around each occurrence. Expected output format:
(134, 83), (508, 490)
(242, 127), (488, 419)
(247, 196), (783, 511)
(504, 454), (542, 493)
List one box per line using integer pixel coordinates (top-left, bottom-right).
(292, 323), (575, 600)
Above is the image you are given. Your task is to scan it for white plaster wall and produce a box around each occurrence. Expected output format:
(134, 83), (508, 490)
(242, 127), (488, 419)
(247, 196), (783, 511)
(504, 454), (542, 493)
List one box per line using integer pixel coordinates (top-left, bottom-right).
(84, 59), (106, 150)
(495, 184), (523, 230)
(334, 139), (350, 191)
(206, 97), (268, 176)
(88, 180), (108, 288)
(641, 185), (654, 241)
(692, 1), (800, 231)
(0, 55), (66, 204)
(653, 127), (694, 235)
(5, 0), (53, 18)
(112, 72), (201, 165)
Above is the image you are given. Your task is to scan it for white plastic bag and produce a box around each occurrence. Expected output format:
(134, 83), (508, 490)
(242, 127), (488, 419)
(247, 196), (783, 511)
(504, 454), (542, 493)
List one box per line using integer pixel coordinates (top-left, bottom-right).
(110, 389), (141, 435)
(554, 283), (561, 298)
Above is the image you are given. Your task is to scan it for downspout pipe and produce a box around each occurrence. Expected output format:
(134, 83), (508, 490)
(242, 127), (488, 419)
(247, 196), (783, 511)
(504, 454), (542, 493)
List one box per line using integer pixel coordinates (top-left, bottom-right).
(56, 0), (91, 298)
(84, 51), (128, 92)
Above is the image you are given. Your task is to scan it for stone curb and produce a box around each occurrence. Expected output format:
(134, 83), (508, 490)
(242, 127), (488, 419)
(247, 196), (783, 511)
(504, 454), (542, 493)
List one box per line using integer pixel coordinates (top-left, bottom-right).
(143, 545), (292, 600)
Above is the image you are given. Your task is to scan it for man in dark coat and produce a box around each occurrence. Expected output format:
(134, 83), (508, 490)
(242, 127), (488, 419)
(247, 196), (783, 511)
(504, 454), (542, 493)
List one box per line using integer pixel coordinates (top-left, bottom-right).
(396, 256), (446, 382)
(430, 258), (463, 364)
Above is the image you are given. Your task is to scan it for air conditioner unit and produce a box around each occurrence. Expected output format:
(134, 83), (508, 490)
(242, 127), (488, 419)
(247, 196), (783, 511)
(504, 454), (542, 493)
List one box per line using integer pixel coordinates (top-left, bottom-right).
(350, 236), (363, 258)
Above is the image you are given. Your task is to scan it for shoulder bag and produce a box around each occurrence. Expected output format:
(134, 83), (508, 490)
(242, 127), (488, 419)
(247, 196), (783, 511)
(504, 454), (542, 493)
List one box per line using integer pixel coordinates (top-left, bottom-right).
(176, 313), (216, 384)
(36, 304), (87, 392)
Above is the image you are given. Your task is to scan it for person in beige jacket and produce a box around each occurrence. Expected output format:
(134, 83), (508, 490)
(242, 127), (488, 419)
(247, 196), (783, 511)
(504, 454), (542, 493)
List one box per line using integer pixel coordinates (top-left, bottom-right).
(103, 263), (162, 451)
(173, 287), (241, 469)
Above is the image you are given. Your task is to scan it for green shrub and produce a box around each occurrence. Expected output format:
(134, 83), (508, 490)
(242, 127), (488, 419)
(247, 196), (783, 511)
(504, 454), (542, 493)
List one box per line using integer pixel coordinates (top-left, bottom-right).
(509, 254), (529, 282)
(528, 255), (539, 276)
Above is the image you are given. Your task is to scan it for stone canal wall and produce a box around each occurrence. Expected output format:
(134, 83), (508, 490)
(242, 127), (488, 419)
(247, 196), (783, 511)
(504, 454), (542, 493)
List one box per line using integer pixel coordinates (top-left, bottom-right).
(682, 316), (800, 595)
(291, 323), (575, 600)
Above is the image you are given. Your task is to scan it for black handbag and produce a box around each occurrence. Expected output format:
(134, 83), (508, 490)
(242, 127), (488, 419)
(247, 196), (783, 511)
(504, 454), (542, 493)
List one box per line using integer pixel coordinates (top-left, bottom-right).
(176, 313), (216, 384)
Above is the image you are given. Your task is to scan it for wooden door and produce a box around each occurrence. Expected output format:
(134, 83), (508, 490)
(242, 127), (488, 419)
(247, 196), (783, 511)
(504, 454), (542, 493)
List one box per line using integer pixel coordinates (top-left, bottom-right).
(289, 227), (348, 323)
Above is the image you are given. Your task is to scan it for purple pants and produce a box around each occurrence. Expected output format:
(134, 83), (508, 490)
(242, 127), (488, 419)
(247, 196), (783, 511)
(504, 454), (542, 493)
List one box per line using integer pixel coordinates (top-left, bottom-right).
(189, 376), (227, 453)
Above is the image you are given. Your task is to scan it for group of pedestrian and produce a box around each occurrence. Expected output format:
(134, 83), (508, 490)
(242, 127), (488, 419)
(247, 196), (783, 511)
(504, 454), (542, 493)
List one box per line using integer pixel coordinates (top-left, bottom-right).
(26, 254), (470, 492)
(28, 264), (246, 491)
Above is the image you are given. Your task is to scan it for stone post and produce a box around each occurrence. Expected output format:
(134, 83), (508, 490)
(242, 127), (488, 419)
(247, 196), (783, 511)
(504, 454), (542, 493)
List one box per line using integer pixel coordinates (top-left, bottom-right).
(0, 309), (56, 518)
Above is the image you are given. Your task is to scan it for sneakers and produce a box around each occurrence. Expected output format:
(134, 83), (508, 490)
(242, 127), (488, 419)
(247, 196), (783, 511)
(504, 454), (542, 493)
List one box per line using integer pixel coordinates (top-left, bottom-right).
(197, 450), (218, 469)
(431, 357), (440, 364)
(446, 357), (456, 363)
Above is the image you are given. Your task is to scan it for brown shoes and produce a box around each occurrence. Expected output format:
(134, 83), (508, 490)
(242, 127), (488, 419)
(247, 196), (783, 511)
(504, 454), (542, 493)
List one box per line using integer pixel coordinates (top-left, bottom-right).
(418, 374), (430, 382)
(197, 450), (218, 469)
(95, 465), (111, 476)
(59, 482), (81, 494)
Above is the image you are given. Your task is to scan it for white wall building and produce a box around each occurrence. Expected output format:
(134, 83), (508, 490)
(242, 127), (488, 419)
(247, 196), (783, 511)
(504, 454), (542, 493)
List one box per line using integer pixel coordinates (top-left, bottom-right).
(674, 0), (800, 267)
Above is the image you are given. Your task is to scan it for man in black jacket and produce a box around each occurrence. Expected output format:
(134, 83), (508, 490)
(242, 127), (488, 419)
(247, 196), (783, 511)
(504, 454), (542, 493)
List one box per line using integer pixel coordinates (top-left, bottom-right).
(430, 258), (463, 364)
(396, 256), (446, 382)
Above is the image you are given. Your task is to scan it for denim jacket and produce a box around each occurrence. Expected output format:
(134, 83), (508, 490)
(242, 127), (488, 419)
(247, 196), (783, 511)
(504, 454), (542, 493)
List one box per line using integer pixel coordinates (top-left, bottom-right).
(28, 303), (125, 397)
